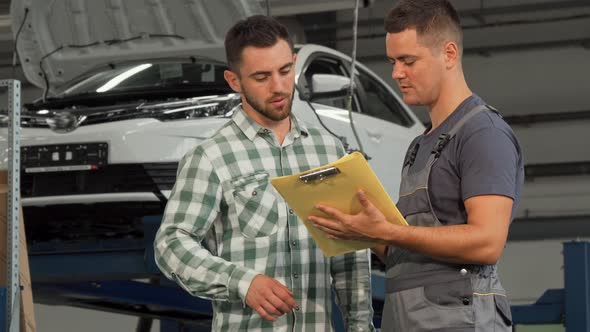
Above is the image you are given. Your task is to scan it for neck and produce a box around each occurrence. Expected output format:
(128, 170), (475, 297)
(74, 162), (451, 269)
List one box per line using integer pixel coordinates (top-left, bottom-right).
(242, 104), (291, 145)
(268, 118), (291, 146)
(428, 73), (472, 133)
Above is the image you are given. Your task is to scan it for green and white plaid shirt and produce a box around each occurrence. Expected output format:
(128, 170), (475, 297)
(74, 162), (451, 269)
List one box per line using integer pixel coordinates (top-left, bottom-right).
(155, 106), (374, 331)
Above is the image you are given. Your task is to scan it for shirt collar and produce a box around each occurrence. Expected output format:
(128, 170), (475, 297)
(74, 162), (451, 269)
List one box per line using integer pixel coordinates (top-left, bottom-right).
(231, 105), (309, 142)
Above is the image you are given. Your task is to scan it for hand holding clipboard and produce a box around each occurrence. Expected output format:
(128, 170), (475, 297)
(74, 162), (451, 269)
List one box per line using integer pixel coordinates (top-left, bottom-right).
(270, 152), (407, 257)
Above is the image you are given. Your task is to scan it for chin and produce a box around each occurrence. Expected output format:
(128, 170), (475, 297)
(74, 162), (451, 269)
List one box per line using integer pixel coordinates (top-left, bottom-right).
(403, 97), (420, 106)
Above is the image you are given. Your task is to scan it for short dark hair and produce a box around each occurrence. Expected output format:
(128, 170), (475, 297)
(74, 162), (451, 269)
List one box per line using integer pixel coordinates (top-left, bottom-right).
(384, 0), (462, 51)
(224, 15), (294, 72)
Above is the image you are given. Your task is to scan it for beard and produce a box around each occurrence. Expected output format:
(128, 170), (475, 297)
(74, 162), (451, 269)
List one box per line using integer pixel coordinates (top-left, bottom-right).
(242, 87), (295, 121)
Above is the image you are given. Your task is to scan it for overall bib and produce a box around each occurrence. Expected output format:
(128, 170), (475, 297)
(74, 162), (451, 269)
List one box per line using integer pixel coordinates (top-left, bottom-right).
(381, 105), (513, 332)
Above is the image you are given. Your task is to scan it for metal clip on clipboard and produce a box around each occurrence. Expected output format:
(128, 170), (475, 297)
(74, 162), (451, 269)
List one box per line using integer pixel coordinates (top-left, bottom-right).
(299, 167), (341, 183)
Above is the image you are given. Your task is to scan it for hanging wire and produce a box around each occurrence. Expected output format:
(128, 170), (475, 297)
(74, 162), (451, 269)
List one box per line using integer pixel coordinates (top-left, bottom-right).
(346, 0), (365, 155)
(266, 0), (271, 16)
(12, 8), (29, 79)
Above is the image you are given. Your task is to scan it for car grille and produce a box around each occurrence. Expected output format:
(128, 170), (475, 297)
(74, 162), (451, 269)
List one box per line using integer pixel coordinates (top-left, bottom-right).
(21, 163), (178, 197)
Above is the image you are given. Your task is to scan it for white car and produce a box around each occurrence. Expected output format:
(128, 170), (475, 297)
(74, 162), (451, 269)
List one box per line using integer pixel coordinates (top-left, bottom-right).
(2, 1), (423, 249)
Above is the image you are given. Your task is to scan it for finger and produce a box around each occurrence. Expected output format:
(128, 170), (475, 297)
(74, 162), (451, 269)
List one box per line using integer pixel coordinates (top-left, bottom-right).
(357, 190), (371, 208)
(267, 294), (292, 314)
(269, 281), (298, 310)
(270, 280), (294, 296)
(314, 204), (347, 220)
(308, 215), (340, 229)
(357, 190), (379, 212)
(315, 224), (342, 236)
(272, 285), (297, 308)
(255, 305), (277, 321)
(261, 300), (283, 317)
(313, 222), (337, 235)
(272, 286), (299, 311)
(357, 190), (383, 217)
(268, 283), (293, 312)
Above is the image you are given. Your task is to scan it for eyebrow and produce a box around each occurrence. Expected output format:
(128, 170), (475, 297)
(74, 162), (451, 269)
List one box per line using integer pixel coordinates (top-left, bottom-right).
(388, 55), (416, 62)
(249, 62), (293, 78)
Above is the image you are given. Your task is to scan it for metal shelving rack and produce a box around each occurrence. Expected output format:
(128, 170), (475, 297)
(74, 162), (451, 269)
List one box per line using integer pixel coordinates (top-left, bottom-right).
(0, 79), (21, 332)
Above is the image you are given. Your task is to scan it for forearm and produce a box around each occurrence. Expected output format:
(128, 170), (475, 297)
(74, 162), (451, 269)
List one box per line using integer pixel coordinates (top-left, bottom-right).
(154, 226), (259, 302)
(385, 223), (504, 265)
(331, 250), (375, 331)
(154, 148), (261, 300)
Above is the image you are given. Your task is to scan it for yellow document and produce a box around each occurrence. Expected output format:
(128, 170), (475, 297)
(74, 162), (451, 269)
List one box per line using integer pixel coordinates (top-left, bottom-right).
(270, 151), (407, 257)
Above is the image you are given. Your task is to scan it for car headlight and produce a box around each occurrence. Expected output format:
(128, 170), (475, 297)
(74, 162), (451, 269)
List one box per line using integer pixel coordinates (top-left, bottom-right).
(141, 93), (242, 121)
(0, 93), (243, 130)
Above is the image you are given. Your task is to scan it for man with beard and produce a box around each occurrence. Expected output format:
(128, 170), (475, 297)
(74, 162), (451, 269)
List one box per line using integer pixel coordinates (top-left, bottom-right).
(154, 15), (374, 332)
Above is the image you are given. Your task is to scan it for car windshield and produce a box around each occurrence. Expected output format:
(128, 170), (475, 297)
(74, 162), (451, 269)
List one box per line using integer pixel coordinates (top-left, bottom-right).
(55, 59), (229, 96)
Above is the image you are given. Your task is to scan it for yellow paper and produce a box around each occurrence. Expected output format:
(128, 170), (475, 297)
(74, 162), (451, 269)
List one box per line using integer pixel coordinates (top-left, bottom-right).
(270, 151), (407, 257)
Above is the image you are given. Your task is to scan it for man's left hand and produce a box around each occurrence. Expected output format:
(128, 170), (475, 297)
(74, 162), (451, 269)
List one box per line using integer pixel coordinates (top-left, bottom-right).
(309, 190), (394, 242)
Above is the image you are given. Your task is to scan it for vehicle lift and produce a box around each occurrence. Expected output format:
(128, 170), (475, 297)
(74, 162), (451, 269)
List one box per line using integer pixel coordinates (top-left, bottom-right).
(4, 214), (590, 331)
(1, 79), (588, 331)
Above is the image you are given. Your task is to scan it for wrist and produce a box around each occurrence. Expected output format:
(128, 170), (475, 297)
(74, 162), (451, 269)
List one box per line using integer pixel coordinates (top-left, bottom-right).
(383, 223), (403, 245)
(228, 267), (260, 305)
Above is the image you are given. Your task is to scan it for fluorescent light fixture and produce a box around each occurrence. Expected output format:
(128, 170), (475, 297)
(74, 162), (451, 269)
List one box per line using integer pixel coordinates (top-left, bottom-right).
(37, 109), (49, 114)
(96, 64), (153, 93)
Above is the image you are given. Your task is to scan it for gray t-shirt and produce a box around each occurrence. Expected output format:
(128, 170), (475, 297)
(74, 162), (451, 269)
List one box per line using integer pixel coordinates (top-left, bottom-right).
(403, 95), (524, 225)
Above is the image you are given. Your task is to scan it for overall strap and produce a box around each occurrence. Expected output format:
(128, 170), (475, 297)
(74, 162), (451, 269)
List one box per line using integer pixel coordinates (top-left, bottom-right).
(428, 104), (495, 165)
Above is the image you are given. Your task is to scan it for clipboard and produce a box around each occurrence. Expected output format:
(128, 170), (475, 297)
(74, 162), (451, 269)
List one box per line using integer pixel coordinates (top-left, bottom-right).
(270, 151), (407, 257)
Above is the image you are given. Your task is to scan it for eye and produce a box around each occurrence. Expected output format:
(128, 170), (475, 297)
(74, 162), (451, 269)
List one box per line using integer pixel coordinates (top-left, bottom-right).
(280, 66), (292, 75)
(404, 58), (416, 66)
(253, 75), (268, 82)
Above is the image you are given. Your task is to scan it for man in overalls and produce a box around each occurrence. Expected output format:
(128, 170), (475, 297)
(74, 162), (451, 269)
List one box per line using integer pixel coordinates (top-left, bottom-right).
(309, 0), (524, 331)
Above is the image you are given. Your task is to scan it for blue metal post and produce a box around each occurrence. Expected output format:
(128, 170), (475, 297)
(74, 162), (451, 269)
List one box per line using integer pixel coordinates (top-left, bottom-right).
(563, 242), (590, 331)
(0, 288), (6, 330)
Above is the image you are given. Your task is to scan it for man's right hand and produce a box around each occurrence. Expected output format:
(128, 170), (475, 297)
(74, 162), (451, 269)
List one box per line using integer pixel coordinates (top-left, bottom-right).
(245, 274), (299, 321)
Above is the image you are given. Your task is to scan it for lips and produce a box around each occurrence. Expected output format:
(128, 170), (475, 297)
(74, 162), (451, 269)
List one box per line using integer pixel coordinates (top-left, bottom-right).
(270, 97), (287, 107)
(399, 85), (412, 92)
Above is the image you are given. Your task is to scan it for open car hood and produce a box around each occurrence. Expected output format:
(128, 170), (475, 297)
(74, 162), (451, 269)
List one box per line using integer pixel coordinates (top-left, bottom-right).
(11, 0), (263, 91)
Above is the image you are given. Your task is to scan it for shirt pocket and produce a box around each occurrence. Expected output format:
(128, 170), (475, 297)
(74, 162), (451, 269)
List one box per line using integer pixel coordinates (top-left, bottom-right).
(231, 172), (279, 238)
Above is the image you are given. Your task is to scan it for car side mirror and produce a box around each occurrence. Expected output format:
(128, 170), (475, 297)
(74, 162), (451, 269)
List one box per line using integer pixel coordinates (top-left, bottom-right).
(298, 74), (354, 102)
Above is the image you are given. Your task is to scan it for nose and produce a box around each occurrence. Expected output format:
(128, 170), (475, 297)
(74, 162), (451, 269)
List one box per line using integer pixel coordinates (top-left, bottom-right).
(392, 65), (405, 80)
(270, 74), (288, 93)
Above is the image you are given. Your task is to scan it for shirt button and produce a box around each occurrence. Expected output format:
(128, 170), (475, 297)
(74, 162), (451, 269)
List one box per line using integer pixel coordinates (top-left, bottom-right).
(252, 190), (257, 196)
(289, 209), (294, 214)
(291, 240), (297, 247)
(293, 272), (299, 279)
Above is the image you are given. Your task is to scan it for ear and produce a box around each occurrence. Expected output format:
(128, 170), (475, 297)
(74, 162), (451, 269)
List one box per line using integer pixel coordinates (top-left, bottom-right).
(224, 69), (241, 93)
(443, 41), (459, 69)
